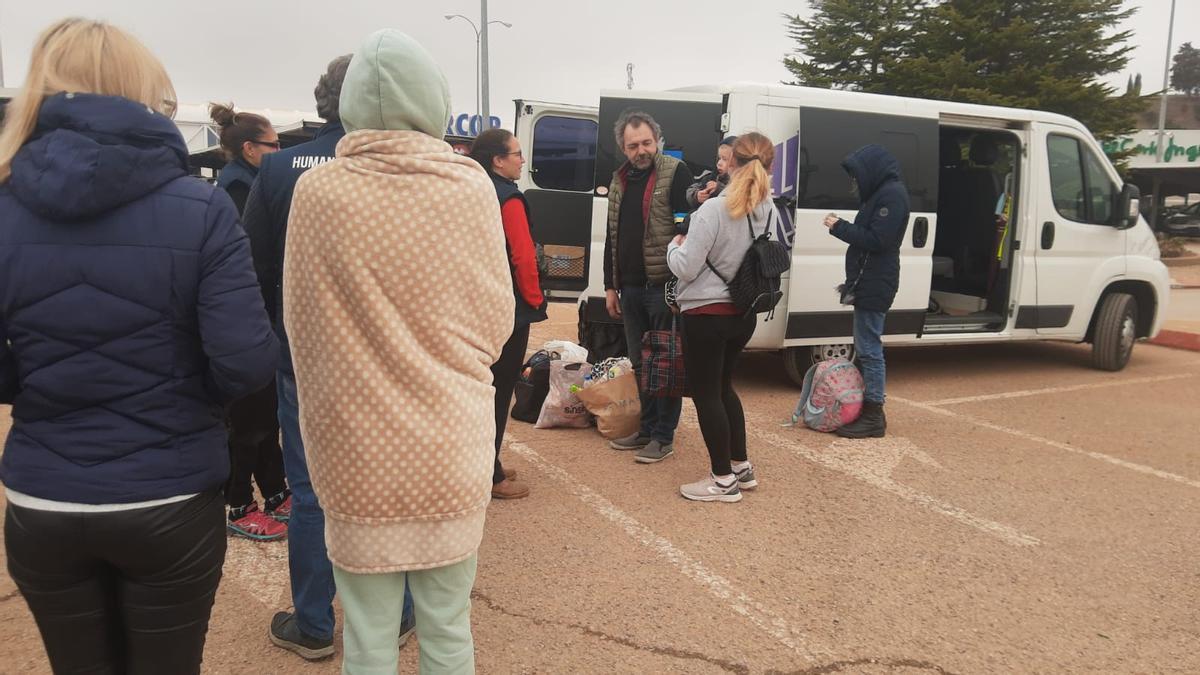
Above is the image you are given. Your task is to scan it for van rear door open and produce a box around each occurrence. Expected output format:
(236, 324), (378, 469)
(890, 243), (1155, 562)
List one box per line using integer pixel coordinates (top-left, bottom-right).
(514, 100), (600, 299)
(592, 93), (725, 193)
(579, 92), (725, 325)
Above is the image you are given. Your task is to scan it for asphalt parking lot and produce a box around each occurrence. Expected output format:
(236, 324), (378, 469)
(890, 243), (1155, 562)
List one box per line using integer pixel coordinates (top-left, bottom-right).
(2, 303), (1199, 673)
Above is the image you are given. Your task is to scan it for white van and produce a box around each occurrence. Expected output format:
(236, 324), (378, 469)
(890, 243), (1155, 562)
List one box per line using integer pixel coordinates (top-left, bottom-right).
(514, 84), (1171, 384)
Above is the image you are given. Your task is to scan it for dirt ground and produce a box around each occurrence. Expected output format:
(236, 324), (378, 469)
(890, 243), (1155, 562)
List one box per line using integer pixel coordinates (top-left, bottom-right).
(2, 303), (1200, 674)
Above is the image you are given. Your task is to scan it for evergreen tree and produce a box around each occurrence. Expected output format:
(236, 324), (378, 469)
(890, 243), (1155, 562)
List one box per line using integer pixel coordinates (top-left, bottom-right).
(783, 0), (1143, 139)
(1171, 42), (1200, 96)
(782, 0), (927, 92)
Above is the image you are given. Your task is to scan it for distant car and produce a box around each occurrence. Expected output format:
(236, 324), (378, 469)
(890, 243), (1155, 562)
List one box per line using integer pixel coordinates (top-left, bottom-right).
(1162, 202), (1200, 237)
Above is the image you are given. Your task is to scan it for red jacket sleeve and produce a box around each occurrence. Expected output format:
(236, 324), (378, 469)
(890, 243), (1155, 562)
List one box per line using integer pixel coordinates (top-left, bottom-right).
(500, 199), (545, 309)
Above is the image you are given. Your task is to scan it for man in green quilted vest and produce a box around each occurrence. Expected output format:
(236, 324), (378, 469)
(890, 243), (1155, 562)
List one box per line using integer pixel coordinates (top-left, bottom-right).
(602, 110), (693, 464)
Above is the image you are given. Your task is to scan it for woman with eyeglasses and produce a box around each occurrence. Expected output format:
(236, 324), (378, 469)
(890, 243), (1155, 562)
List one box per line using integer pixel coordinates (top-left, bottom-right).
(209, 103), (280, 213)
(469, 128), (547, 500)
(0, 19), (277, 672)
(208, 103), (291, 541)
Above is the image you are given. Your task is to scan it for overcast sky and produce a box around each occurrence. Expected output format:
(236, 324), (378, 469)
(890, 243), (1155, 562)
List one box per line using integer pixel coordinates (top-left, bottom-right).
(0, 1), (1194, 126)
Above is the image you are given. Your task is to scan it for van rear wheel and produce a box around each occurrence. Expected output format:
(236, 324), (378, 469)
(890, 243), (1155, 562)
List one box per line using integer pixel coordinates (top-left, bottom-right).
(782, 344), (856, 387)
(1091, 292), (1137, 372)
(811, 343), (855, 365)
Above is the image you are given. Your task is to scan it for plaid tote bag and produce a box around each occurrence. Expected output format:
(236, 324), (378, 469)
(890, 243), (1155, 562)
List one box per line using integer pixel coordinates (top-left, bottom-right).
(639, 314), (690, 398)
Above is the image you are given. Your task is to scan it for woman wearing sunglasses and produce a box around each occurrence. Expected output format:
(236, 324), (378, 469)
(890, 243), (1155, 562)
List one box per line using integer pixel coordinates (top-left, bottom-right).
(209, 103), (280, 213)
(209, 102), (291, 541)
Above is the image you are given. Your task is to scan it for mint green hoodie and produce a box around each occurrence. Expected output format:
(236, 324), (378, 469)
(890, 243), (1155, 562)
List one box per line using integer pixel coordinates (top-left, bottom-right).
(338, 29), (451, 137)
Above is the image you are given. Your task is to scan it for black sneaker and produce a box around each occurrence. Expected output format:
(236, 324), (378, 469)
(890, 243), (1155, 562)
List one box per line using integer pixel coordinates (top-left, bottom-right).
(269, 611), (335, 660)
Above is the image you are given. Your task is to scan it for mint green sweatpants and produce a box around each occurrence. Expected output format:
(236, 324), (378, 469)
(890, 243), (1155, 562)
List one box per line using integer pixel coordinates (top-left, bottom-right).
(333, 554), (477, 675)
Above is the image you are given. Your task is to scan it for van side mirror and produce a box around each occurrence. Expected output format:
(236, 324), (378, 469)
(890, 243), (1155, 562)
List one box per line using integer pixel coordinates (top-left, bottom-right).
(1115, 183), (1139, 230)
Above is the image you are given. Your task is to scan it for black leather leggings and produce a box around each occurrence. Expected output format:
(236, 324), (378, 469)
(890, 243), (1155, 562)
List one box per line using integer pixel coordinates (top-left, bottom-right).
(5, 491), (226, 675)
(225, 380), (286, 508)
(491, 323), (531, 484)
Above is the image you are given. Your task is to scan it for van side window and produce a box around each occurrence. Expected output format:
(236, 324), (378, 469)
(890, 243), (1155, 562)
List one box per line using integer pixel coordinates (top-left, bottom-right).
(1083, 146), (1116, 224)
(531, 116), (598, 192)
(797, 108), (938, 212)
(593, 97), (724, 191)
(1047, 135), (1085, 221)
(1047, 134), (1116, 225)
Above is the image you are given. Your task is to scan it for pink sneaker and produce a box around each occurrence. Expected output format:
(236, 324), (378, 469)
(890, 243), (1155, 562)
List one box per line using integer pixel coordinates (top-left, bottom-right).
(228, 503), (287, 541)
(266, 494), (292, 522)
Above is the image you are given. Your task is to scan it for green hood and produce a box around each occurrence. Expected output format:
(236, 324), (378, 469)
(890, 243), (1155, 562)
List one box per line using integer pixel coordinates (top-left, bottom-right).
(339, 29), (451, 137)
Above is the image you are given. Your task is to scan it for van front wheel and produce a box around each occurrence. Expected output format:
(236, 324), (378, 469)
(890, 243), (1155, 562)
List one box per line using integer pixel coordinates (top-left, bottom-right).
(1091, 292), (1137, 372)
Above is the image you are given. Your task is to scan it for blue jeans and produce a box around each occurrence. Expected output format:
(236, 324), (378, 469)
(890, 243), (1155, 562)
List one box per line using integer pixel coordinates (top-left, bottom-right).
(620, 285), (683, 443)
(277, 369), (413, 640)
(853, 309), (887, 404)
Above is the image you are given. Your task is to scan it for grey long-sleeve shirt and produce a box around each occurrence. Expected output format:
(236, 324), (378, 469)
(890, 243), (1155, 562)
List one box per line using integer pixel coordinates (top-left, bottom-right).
(666, 195), (781, 312)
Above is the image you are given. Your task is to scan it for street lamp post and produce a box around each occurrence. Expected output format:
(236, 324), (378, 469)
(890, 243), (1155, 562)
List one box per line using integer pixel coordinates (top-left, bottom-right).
(1151, 0), (1178, 231)
(445, 10), (511, 134)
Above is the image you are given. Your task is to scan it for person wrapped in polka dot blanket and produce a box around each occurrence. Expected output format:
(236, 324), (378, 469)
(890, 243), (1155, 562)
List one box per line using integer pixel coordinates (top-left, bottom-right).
(283, 29), (514, 674)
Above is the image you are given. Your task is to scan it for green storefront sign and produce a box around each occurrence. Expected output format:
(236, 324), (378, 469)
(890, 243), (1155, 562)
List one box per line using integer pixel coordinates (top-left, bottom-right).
(1103, 136), (1200, 163)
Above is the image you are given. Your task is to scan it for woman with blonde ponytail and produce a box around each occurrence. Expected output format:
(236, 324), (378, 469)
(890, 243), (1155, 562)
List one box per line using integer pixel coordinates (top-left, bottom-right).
(0, 19), (277, 673)
(666, 132), (782, 503)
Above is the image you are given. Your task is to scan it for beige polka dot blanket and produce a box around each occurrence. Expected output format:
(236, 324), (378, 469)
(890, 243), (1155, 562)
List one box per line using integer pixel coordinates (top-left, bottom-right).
(284, 129), (514, 573)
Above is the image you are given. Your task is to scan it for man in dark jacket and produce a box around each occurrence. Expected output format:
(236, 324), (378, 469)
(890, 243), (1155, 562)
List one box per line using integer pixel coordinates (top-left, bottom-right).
(241, 54), (416, 660)
(823, 144), (911, 438)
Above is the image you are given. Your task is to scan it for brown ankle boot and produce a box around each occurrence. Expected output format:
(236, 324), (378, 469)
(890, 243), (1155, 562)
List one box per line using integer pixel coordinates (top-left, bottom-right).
(491, 478), (530, 500)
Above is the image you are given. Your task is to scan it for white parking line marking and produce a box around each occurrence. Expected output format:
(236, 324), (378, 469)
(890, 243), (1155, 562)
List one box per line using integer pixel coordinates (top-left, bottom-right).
(730, 411), (1041, 548)
(505, 436), (824, 662)
(892, 396), (1200, 490)
(923, 372), (1197, 406)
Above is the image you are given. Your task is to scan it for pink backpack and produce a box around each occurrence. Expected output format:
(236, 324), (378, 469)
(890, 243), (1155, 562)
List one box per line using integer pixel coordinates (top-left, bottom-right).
(792, 358), (864, 432)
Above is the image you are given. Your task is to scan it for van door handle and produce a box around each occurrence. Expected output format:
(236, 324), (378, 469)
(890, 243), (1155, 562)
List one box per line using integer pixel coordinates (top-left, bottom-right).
(912, 217), (929, 248)
(1041, 221), (1055, 250)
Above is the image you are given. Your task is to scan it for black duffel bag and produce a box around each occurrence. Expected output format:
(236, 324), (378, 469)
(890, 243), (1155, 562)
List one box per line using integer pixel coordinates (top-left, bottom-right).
(510, 350), (552, 423)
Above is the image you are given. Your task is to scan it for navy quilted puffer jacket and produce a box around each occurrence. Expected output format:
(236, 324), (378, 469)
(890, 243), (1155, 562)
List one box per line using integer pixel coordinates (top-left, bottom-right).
(830, 144), (911, 312)
(0, 93), (279, 504)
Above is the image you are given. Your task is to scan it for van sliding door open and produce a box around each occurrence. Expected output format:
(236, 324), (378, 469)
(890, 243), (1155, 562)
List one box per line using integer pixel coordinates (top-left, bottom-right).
(784, 108), (938, 345)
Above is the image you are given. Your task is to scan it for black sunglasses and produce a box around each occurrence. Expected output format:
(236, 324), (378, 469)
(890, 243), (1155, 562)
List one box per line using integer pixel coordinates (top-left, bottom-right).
(251, 140), (281, 149)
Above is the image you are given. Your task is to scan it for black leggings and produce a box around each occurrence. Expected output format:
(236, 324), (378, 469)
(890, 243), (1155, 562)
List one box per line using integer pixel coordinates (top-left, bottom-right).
(491, 323), (531, 484)
(5, 491), (227, 675)
(680, 313), (757, 476)
(225, 380), (286, 508)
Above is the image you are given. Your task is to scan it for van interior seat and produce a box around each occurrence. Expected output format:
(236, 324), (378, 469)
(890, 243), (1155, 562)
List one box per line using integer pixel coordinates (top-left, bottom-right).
(959, 136), (1002, 295)
(932, 256), (955, 278)
(934, 139), (968, 266)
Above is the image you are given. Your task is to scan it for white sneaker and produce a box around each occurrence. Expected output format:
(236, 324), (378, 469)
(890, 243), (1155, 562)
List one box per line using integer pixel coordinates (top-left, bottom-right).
(734, 464), (758, 490)
(679, 474), (742, 503)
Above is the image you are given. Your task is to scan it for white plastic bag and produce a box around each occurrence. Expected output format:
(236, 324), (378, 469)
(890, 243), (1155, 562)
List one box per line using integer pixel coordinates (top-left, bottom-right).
(541, 340), (589, 364)
(535, 360), (593, 429)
